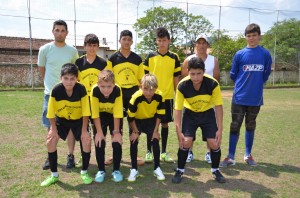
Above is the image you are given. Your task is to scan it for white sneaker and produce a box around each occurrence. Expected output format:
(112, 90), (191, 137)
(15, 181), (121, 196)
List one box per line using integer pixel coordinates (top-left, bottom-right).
(205, 152), (212, 164)
(186, 151), (194, 162)
(127, 169), (139, 182)
(153, 167), (165, 181)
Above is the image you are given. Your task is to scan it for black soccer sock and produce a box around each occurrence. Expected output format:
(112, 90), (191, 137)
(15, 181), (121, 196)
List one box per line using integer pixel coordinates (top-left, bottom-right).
(161, 127), (169, 153)
(177, 148), (189, 169)
(81, 151), (91, 171)
(210, 148), (221, 169)
(130, 140), (139, 170)
(152, 138), (160, 170)
(147, 133), (152, 152)
(48, 150), (58, 173)
(95, 140), (106, 171)
(79, 139), (83, 155)
(112, 142), (122, 171)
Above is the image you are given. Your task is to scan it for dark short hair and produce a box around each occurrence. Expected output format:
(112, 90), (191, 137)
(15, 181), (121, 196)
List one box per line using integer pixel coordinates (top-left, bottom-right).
(156, 27), (170, 39)
(61, 63), (78, 77)
(188, 57), (205, 71)
(53, 19), (68, 31)
(245, 23), (261, 36)
(120, 30), (132, 40)
(84, 33), (99, 46)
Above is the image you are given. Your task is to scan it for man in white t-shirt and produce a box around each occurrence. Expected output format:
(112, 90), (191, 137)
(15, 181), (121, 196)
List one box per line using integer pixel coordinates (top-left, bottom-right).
(38, 19), (79, 170)
(181, 35), (220, 163)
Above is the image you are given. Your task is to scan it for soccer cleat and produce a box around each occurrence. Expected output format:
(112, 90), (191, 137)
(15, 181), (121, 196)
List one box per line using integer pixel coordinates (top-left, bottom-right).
(212, 170), (226, 183)
(219, 157), (236, 167)
(127, 169), (139, 182)
(145, 151), (153, 163)
(186, 151), (194, 163)
(205, 152), (212, 164)
(42, 157), (50, 170)
(40, 175), (59, 187)
(75, 156), (82, 168)
(95, 171), (106, 183)
(172, 170), (183, 184)
(160, 152), (174, 162)
(112, 170), (123, 182)
(66, 154), (75, 169)
(153, 167), (165, 181)
(81, 172), (93, 184)
(244, 155), (257, 166)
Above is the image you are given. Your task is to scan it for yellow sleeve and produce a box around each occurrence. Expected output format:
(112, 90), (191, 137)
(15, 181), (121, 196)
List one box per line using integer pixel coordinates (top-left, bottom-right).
(137, 62), (145, 82)
(212, 84), (223, 106)
(90, 87), (100, 119)
(113, 91), (123, 118)
(106, 60), (113, 71)
(46, 95), (56, 119)
(81, 94), (91, 117)
(174, 89), (184, 110)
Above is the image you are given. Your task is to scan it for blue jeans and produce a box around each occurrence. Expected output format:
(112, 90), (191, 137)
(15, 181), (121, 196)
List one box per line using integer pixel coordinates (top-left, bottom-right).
(42, 94), (50, 128)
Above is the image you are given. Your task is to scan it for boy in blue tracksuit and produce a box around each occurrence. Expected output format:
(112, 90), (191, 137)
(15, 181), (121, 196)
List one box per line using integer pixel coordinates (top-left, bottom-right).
(220, 23), (272, 167)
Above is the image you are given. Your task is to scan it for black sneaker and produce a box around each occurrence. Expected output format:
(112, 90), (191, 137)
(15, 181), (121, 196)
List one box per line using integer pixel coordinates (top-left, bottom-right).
(42, 157), (50, 170)
(212, 170), (226, 183)
(66, 154), (75, 169)
(172, 170), (183, 184)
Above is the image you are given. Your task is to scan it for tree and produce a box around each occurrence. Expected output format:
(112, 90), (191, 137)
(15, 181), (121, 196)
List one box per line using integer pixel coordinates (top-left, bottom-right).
(133, 6), (213, 60)
(210, 30), (246, 71)
(261, 18), (300, 70)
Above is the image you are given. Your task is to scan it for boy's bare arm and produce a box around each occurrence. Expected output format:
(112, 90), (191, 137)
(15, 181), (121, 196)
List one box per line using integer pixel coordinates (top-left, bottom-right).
(38, 66), (45, 79)
(112, 117), (122, 144)
(152, 118), (161, 140)
(93, 118), (105, 147)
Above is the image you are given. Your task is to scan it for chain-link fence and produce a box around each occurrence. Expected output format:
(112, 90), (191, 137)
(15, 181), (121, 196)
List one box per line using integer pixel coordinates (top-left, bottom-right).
(0, 0), (300, 87)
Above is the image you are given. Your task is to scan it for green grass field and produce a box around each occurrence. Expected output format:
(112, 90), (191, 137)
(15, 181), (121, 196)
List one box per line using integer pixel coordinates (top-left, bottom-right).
(0, 88), (299, 198)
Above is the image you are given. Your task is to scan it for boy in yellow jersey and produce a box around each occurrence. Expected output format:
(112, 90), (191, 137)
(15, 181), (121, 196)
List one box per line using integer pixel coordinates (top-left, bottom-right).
(90, 70), (123, 183)
(41, 63), (92, 187)
(172, 57), (225, 184)
(107, 30), (144, 164)
(143, 27), (181, 162)
(127, 74), (166, 182)
(75, 33), (109, 167)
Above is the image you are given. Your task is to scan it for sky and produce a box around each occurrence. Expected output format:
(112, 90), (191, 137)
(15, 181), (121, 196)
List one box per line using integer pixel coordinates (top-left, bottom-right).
(0, 0), (299, 51)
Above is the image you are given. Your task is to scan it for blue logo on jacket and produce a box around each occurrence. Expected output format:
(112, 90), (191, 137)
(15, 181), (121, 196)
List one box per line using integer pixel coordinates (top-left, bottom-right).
(243, 64), (264, 71)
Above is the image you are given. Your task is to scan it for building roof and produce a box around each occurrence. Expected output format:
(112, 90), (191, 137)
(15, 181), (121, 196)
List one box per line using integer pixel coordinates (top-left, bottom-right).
(0, 36), (52, 51)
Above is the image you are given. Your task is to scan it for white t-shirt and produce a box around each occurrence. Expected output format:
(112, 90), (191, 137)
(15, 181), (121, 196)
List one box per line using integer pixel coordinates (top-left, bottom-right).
(38, 42), (78, 95)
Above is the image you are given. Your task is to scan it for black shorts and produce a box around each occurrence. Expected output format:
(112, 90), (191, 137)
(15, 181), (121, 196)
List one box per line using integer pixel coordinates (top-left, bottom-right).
(56, 117), (82, 141)
(129, 118), (156, 137)
(122, 86), (139, 117)
(182, 108), (217, 141)
(93, 112), (122, 137)
(161, 99), (173, 124)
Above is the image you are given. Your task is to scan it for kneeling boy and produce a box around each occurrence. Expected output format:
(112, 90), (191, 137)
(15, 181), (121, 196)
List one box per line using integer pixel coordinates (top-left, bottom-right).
(41, 63), (92, 187)
(127, 74), (166, 182)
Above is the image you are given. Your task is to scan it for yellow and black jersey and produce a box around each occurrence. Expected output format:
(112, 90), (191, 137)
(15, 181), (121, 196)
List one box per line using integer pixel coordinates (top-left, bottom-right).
(127, 89), (165, 121)
(76, 55), (109, 95)
(107, 51), (144, 89)
(144, 51), (181, 99)
(90, 84), (123, 119)
(175, 74), (223, 112)
(47, 82), (91, 120)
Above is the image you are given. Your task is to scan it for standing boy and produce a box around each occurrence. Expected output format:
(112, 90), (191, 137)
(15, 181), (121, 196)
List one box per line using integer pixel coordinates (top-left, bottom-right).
(172, 57), (225, 184)
(38, 19), (79, 170)
(40, 63), (92, 187)
(144, 27), (181, 162)
(90, 70), (124, 183)
(127, 74), (166, 182)
(220, 23), (272, 167)
(181, 35), (220, 163)
(107, 30), (144, 162)
(75, 33), (109, 167)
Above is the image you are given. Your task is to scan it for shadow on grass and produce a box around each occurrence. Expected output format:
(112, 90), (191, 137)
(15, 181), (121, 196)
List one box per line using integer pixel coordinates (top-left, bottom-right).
(51, 159), (278, 197)
(220, 162), (300, 177)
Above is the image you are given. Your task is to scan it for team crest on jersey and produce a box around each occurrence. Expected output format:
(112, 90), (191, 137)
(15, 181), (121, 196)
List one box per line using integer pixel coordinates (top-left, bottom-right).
(243, 64), (264, 71)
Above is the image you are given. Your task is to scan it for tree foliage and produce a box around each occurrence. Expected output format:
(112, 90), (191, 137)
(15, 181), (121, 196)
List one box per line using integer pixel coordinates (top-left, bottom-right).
(210, 30), (246, 71)
(133, 6), (213, 60)
(261, 18), (300, 70)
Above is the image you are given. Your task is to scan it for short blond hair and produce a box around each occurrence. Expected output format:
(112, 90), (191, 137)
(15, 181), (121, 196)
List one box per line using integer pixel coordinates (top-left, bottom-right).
(98, 70), (115, 84)
(141, 74), (158, 89)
